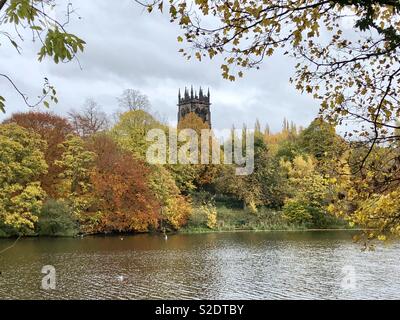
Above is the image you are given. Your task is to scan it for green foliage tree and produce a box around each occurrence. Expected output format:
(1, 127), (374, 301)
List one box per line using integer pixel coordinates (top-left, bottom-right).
(36, 199), (78, 237)
(281, 155), (336, 227)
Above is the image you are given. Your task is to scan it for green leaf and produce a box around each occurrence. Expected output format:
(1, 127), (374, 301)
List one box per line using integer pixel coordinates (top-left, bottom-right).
(30, 26), (43, 31)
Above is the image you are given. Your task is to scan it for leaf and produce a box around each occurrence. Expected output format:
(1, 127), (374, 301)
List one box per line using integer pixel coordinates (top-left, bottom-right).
(30, 26), (43, 31)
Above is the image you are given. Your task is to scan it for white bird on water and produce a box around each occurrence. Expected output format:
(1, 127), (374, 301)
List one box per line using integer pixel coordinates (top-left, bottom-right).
(164, 234), (168, 241)
(117, 275), (125, 282)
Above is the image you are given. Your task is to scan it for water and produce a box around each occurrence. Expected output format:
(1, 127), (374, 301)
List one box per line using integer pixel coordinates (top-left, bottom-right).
(0, 231), (399, 300)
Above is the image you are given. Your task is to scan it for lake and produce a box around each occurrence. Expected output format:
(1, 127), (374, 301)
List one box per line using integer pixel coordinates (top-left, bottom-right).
(0, 231), (399, 300)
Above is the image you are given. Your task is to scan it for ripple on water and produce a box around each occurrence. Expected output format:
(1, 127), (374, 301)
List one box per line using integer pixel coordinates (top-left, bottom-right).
(0, 232), (399, 300)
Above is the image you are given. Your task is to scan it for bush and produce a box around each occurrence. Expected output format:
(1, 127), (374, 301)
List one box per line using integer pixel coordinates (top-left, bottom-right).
(36, 200), (79, 237)
(0, 222), (31, 237)
(204, 204), (218, 229)
(186, 206), (208, 229)
(283, 200), (338, 228)
(283, 200), (313, 226)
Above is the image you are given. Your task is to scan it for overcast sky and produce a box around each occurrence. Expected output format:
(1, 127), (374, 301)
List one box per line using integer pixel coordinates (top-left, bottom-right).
(0, 0), (319, 132)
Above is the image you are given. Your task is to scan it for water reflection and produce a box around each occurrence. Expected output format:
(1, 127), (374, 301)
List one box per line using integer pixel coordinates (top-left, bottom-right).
(0, 231), (399, 299)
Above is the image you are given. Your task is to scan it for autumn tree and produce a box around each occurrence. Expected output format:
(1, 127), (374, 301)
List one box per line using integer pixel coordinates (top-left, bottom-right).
(149, 165), (192, 230)
(142, 0), (400, 146)
(88, 135), (160, 233)
(0, 123), (47, 234)
(3, 111), (73, 197)
(141, 0), (400, 239)
(281, 155), (337, 227)
(112, 109), (165, 159)
(177, 112), (221, 189)
(55, 134), (96, 226)
(299, 118), (345, 161)
(0, 0), (85, 112)
(68, 99), (109, 137)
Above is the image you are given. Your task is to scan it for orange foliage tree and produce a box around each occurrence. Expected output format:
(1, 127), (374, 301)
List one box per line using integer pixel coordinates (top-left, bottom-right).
(88, 135), (160, 233)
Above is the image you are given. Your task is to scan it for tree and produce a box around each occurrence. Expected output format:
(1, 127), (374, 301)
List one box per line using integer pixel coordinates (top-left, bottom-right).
(68, 99), (109, 137)
(36, 199), (78, 237)
(3, 111), (73, 197)
(143, 0), (400, 146)
(142, 0), (400, 239)
(112, 109), (164, 159)
(0, 123), (47, 233)
(117, 89), (151, 112)
(55, 134), (96, 223)
(149, 165), (192, 230)
(88, 134), (160, 233)
(215, 133), (268, 212)
(299, 118), (344, 161)
(0, 0), (85, 112)
(177, 112), (221, 189)
(281, 155), (337, 227)
(178, 111), (210, 131)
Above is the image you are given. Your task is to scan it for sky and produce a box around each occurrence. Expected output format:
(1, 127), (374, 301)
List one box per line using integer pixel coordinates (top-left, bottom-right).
(0, 0), (320, 132)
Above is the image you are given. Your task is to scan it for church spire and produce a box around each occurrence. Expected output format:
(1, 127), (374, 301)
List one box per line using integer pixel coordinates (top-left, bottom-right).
(178, 86), (212, 128)
(185, 87), (189, 99)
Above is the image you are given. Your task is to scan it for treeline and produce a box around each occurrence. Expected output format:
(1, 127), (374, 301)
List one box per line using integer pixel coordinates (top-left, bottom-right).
(1, 94), (398, 238)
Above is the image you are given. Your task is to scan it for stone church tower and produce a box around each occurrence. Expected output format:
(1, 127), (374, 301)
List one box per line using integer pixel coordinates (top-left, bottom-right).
(178, 86), (211, 128)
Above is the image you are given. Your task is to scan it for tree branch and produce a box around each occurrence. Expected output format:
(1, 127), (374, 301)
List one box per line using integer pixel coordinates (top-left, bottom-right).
(0, 73), (51, 108)
(0, 0), (7, 12)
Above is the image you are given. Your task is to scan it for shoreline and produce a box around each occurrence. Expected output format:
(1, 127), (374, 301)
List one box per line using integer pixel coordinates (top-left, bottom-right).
(0, 228), (365, 240)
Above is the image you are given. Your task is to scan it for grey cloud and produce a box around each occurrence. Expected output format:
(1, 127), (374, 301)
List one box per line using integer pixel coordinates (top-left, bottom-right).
(0, 0), (319, 132)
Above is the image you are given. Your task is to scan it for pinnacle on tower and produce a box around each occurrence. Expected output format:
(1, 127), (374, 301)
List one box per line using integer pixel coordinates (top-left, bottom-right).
(185, 87), (189, 99)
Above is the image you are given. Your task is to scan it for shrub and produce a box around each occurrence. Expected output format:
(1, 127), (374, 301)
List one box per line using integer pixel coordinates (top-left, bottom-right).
(36, 200), (79, 237)
(204, 204), (218, 229)
(283, 199), (336, 228)
(186, 206), (208, 229)
(283, 200), (313, 226)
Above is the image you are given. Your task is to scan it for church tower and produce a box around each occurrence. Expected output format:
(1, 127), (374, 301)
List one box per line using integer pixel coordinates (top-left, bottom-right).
(178, 86), (212, 128)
